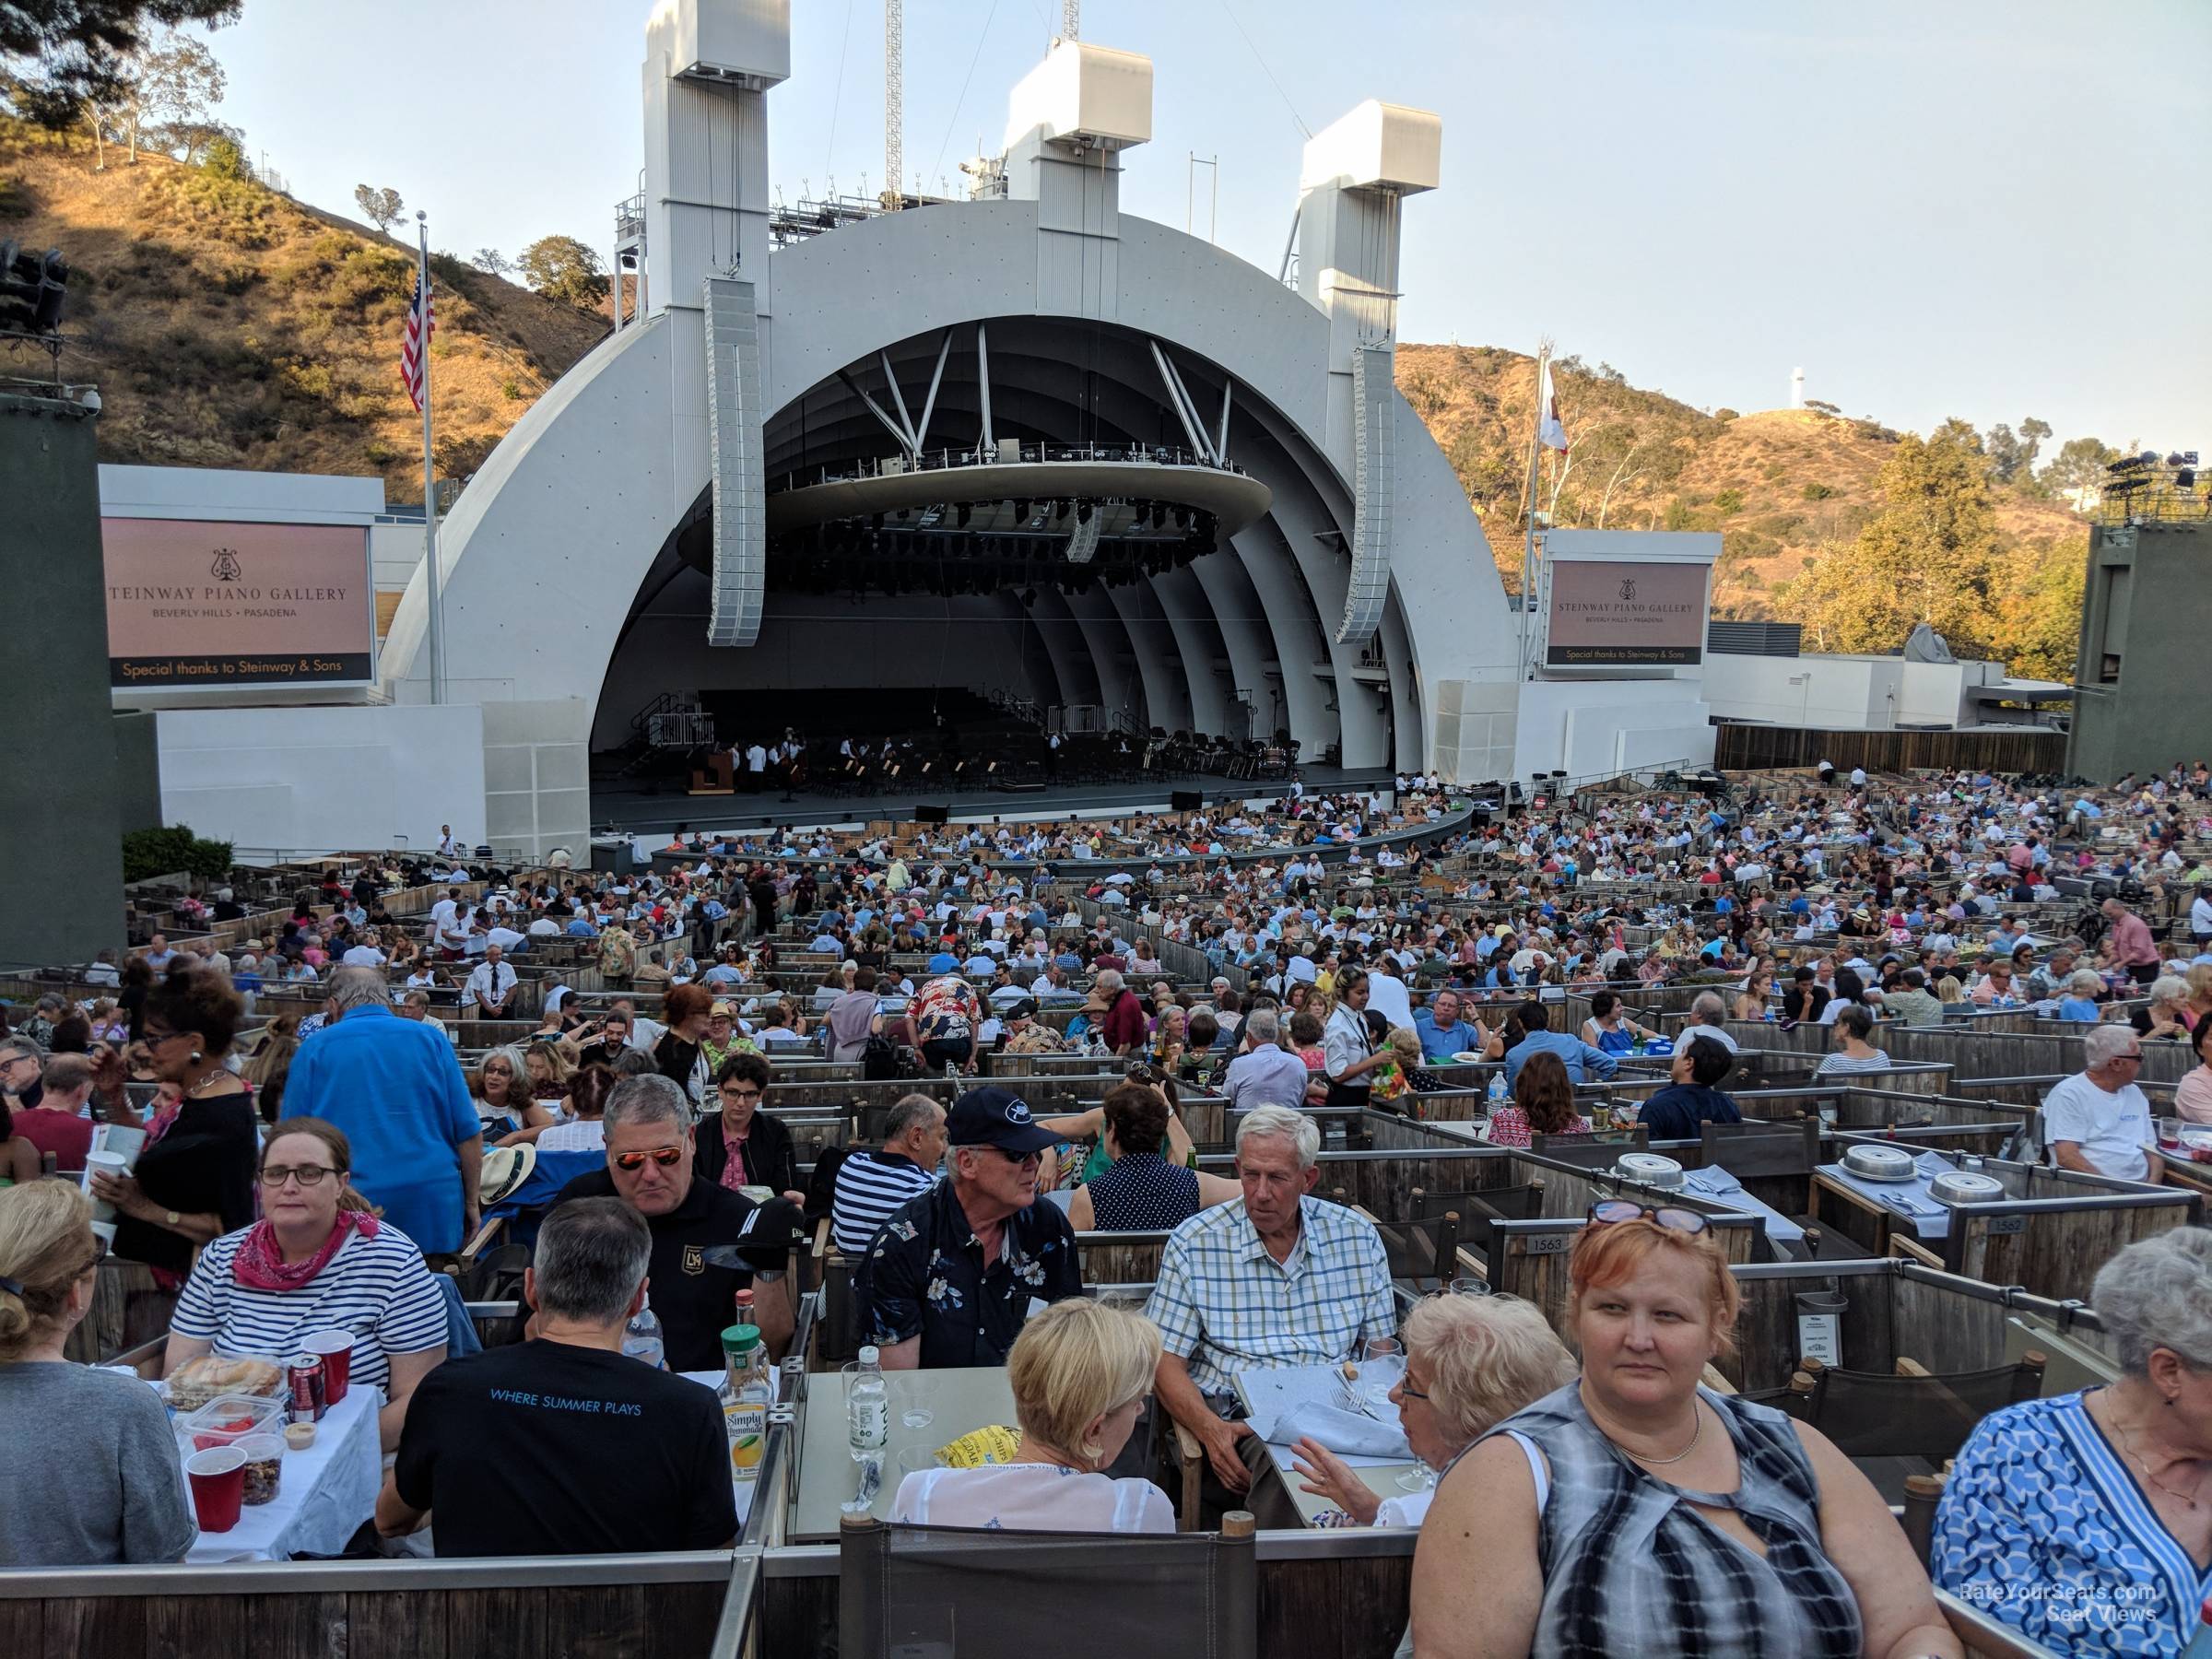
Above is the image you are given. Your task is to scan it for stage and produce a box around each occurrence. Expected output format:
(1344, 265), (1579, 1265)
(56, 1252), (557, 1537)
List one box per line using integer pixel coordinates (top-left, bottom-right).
(586, 763), (1398, 839)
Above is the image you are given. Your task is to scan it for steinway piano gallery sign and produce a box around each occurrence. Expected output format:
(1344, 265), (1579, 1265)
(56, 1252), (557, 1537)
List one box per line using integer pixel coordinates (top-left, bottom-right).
(103, 517), (374, 688)
(1544, 558), (1708, 667)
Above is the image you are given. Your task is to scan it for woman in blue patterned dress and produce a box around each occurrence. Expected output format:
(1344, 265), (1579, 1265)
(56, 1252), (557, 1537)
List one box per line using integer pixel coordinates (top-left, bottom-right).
(1408, 1203), (1959, 1658)
(1932, 1227), (2212, 1657)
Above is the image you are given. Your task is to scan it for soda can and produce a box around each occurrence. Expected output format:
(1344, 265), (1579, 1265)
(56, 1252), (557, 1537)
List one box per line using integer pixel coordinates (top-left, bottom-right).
(288, 1353), (327, 1423)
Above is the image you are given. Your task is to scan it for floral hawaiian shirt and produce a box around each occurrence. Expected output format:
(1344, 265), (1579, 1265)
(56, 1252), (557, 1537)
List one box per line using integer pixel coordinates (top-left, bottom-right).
(854, 1175), (1083, 1367)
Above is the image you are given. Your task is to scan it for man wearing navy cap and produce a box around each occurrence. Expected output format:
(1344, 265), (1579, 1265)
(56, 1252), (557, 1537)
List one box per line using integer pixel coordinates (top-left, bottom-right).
(853, 1088), (1084, 1369)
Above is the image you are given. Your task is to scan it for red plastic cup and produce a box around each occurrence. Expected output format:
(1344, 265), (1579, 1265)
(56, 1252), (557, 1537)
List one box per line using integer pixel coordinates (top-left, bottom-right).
(186, 1447), (247, 1533)
(303, 1330), (354, 1406)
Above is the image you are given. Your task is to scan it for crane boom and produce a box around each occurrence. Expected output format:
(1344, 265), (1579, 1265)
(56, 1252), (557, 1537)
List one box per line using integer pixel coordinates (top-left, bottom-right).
(1062, 0), (1079, 41)
(884, 0), (903, 209)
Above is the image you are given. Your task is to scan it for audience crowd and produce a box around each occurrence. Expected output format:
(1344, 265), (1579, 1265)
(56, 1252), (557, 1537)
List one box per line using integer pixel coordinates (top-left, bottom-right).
(3, 758), (2211, 1655)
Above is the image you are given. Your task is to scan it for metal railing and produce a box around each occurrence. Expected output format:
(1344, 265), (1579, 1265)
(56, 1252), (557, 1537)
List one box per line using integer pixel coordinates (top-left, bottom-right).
(774, 442), (1249, 495)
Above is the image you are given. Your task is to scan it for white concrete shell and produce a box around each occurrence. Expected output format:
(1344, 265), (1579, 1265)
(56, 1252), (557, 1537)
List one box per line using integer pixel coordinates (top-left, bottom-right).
(380, 201), (1521, 856)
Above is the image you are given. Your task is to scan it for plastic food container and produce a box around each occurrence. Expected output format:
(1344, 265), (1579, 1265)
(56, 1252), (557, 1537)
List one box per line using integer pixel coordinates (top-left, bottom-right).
(178, 1393), (288, 1453)
(238, 1434), (285, 1506)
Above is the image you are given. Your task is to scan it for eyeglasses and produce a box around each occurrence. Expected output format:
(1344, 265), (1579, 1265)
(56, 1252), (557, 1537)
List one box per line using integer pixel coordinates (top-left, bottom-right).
(612, 1146), (686, 1172)
(721, 1085), (763, 1100)
(141, 1026), (183, 1045)
(260, 1164), (339, 1188)
(982, 1147), (1044, 1169)
(1588, 1199), (1711, 1235)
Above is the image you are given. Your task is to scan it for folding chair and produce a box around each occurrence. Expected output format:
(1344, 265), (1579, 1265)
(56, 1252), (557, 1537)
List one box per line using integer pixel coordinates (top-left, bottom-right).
(839, 1512), (1257, 1659)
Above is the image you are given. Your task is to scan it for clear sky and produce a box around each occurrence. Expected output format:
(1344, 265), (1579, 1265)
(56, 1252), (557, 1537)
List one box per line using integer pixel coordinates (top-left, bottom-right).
(203, 0), (2206, 456)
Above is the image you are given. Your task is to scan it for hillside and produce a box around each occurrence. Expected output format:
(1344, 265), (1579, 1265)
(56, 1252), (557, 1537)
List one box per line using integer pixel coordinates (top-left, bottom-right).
(0, 117), (608, 494)
(0, 116), (2088, 674)
(1395, 344), (2087, 625)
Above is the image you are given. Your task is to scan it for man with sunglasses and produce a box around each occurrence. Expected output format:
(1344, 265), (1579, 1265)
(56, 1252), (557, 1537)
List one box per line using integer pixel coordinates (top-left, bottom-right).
(551, 1076), (807, 1370)
(854, 1088), (1083, 1371)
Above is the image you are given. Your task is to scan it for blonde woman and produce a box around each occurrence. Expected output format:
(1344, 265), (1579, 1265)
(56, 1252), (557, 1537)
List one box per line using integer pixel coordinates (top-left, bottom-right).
(1291, 1293), (1577, 1529)
(522, 1041), (576, 1111)
(0, 1183), (194, 1563)
(889, 1299), (1174, 1533)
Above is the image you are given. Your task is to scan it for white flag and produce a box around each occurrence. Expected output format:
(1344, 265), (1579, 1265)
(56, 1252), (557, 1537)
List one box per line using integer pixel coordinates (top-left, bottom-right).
(1537, 360), (1568, 452)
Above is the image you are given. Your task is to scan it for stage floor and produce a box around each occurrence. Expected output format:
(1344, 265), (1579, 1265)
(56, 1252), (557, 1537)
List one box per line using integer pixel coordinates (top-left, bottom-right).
(587, 763), (1396, 838)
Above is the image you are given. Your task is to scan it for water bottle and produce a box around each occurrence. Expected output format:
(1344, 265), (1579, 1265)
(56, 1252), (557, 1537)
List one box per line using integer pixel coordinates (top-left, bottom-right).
(622, 1295), (666, 1370)
(848, 1345), (889, 1457)
(721, 1324), (771, 1483)
(945, 1058), (961, 1085)
(1487, 1071), (1508, 1107)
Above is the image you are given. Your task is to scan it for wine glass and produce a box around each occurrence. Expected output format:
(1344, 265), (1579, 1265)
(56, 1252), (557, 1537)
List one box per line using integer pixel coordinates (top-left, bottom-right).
(1394, 1462), (1438, 1495)
(1359, 1336), (1404, 1411)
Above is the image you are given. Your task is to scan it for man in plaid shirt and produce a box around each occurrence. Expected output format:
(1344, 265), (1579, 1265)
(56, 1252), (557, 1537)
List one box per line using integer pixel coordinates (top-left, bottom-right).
(1147, 1106), (1395, 1508)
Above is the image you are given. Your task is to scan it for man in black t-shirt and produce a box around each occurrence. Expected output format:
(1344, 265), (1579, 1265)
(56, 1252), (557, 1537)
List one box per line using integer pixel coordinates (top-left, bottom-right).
(549, 1076), (806, 1369)
(376, 1197), (735, 1556)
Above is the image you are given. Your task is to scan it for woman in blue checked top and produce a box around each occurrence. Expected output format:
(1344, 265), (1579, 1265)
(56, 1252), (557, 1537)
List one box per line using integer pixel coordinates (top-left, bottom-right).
(1932, 1228), (2212, 1658)
(1410, 1204), (1960, 1659)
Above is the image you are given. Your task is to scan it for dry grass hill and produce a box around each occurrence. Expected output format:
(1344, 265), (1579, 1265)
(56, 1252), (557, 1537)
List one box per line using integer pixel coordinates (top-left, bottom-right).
(0, 117), (607, 495)
(1394, 343), (2086, 619)
(2, 116), (2087, 672)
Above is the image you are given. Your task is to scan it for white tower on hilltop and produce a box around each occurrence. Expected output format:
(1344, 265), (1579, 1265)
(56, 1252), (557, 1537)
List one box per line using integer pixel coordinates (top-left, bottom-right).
(1791, 367), (1806, 409)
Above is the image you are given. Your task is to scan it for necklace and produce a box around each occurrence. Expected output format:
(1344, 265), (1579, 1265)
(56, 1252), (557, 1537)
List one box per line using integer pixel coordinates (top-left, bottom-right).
(1625, 1401), (1704, 1466)
(2107, 1401), (2202, 1511)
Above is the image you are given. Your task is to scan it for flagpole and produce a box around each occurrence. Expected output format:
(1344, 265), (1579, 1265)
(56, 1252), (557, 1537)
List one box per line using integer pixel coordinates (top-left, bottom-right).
(416, 212), (444, 706)
(1518, 339), (1551, 683)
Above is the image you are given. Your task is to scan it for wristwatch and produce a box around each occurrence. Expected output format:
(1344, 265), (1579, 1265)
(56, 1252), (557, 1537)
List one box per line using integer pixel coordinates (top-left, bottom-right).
(165, 1211), (182, 1227)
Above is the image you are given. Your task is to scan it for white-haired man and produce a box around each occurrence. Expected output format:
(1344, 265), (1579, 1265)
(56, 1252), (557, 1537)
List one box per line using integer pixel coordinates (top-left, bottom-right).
(1146, 1105), (1394, 1513)
(2043, 1025), (2161, 1183)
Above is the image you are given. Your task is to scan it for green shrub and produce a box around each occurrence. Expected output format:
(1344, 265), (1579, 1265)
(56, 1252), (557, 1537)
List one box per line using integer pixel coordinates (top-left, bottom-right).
(1714, 488), (1745, 514)
(1801, 481), (1835, 501)
(122, 825), (234, 886)
(1713, 407), (1739, 421)
(501, 378), (523, 400)
(202, 137), (252, 182)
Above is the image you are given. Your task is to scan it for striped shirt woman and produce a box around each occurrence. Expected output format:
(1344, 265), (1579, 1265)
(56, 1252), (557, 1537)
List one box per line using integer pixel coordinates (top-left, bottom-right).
(170, 1222), (450, 1397)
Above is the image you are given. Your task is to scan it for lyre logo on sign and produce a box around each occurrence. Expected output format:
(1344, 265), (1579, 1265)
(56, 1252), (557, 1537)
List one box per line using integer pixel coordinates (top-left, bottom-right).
(1618, 577), (1637, 603)
(210, 547), (243, 582)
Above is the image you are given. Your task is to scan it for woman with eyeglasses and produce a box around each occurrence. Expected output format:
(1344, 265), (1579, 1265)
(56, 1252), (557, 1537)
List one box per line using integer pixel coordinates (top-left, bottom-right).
(1290, 1291), (1576, 1531)
(164, 1118), (449, 1452)
(0, 1182), (195, 1564)
(1410, 1204), (1959, 1659)
(88, 968), (258, 1283)
(691, 1053), (803, 1205)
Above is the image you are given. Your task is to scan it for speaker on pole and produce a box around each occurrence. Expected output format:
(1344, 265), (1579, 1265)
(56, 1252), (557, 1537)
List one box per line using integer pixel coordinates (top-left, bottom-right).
(914, 804), (950, 824)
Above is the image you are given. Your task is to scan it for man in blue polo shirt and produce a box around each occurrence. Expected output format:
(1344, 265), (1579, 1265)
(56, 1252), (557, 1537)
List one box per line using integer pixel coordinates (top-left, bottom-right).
(283, 966), (482, 1251)
(1411, 989), (1478, 1063)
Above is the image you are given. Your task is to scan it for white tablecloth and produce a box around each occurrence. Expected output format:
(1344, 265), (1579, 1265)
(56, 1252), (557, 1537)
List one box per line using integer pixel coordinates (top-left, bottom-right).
(182, 1383), (382, 1563)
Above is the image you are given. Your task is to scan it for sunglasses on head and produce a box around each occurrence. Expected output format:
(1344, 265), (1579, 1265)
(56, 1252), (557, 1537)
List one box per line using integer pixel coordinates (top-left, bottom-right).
(1588, 1199), (1711, 1236)
(612, 1146), (686, 1172)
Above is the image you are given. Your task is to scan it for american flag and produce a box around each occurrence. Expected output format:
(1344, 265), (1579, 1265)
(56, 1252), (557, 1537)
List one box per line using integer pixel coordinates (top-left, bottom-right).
(401, 270), (433, 412)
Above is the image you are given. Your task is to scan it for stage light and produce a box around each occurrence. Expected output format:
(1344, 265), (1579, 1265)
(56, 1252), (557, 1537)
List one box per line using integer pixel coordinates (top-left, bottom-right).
(1076, 499), (1093, 524)
(1150, 501), (1167, 530)
(1054, 499), (1070, 522)
(956, 502), (971, 527)
(1020, 587), (1038, 606)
